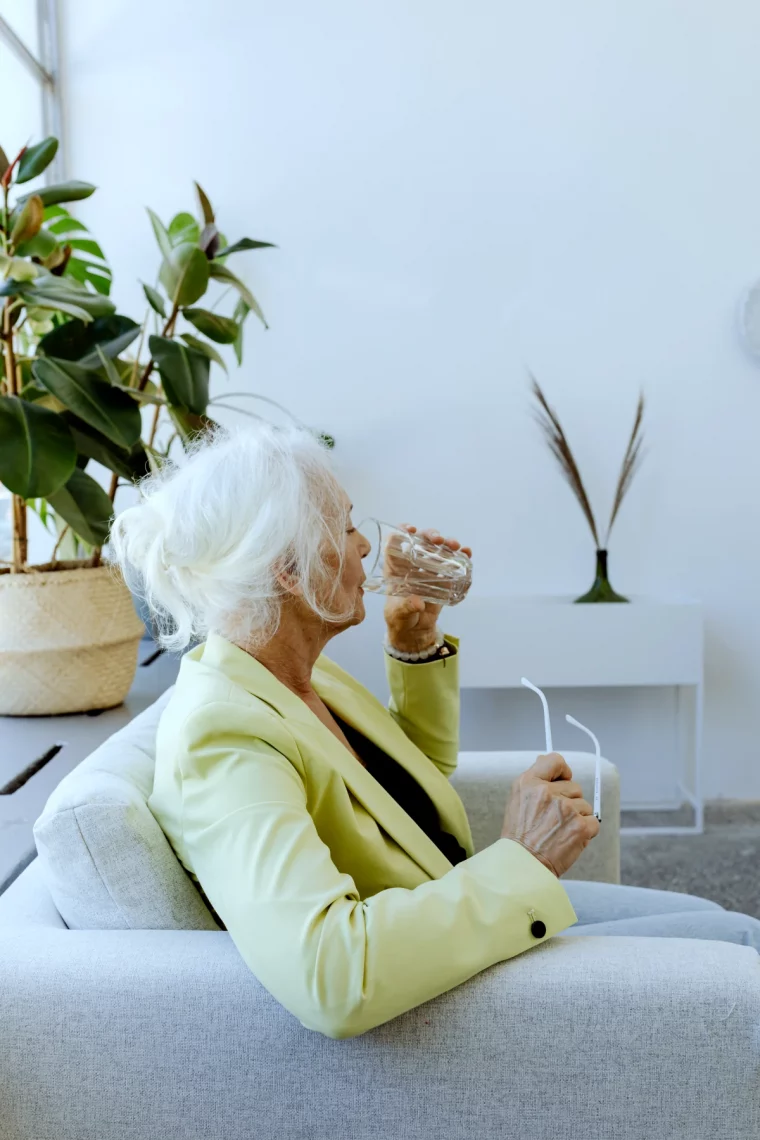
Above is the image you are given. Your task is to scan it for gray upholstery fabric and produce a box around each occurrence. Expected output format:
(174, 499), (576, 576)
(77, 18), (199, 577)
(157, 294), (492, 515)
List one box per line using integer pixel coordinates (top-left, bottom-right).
(0, 857), (65, 929)
(2, 702), (756, 1140)
(32, 689), (219, 931)
(1, 922), (758, 1139)
(453, 750), (620, 883)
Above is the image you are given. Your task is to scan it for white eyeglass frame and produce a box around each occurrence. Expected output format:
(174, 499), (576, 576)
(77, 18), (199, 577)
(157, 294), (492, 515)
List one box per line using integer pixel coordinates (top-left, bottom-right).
(521, 678), (602, 822)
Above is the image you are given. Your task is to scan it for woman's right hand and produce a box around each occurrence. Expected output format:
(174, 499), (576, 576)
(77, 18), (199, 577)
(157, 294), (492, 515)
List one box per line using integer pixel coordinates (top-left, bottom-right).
(501, 752), (600, 878)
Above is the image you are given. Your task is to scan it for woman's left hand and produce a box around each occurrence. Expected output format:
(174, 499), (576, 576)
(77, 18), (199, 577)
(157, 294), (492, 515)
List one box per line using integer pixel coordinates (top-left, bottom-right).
(384, 525), (472, 654)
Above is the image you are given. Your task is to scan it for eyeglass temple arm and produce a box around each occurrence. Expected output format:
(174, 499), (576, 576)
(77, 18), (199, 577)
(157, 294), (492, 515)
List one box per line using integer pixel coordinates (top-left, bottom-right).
(521, 677), (553, 753)
(566, 715), (602, 822)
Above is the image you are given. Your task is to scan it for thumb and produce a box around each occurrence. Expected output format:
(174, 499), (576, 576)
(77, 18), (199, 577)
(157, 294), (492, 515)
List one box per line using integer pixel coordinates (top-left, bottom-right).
(532, 752), (573, 782)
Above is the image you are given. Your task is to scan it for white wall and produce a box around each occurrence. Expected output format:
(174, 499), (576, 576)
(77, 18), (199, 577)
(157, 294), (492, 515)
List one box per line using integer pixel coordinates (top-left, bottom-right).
(60, 0), (760, 801)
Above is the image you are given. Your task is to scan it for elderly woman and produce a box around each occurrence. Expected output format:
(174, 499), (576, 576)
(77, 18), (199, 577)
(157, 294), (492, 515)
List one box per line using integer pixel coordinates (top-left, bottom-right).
(112, 423), (760, 1039)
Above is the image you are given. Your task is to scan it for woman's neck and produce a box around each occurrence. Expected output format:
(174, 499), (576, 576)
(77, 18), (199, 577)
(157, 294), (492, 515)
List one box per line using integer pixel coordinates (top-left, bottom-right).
(245, 610), (330, 697)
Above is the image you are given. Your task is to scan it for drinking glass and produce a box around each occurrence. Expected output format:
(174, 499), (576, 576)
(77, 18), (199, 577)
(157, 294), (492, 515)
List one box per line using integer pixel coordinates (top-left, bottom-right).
(359, 519), (472, 607)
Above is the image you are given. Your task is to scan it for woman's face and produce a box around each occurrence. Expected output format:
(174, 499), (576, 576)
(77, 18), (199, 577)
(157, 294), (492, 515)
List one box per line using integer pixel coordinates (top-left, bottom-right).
(330, 494), (371, 629)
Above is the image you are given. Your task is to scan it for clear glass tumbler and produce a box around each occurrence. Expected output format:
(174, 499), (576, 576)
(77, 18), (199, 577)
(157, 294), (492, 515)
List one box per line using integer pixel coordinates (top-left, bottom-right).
(359, 519), (472, 607)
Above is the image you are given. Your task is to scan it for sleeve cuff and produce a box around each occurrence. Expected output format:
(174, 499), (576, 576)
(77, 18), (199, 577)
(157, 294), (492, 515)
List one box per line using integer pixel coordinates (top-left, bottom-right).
(463, 837), (579, 940)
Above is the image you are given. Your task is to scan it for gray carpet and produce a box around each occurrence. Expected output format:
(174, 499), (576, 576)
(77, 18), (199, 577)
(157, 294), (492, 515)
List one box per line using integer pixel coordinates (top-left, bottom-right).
(620, 801), (760, 919)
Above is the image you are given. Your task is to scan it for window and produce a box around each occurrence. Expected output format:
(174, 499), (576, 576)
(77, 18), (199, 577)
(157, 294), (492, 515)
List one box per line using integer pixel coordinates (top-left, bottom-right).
(0, 0), (63, 179)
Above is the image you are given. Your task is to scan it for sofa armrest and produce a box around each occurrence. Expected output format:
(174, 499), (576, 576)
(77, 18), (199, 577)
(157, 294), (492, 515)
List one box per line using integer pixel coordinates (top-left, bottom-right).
(1, 928), (756, 1140)
(452, 750), (620, 883)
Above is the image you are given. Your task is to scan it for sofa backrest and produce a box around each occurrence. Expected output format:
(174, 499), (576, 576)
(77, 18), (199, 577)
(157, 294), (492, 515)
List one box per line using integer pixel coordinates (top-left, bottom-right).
(33, 689), (219, 931)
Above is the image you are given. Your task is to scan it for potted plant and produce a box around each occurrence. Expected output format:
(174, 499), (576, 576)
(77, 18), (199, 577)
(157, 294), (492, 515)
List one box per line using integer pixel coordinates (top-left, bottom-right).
(0, 136), (277, 714)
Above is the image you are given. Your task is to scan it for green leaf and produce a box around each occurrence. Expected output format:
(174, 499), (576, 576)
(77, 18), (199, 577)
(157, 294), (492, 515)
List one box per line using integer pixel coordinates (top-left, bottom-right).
(0, 145), (9, 180)
(47, 467), (114, 547)
(149, 335), (210, 415)
(65, 257), (112, 296)
(33, 357), (143, 448)
(14, 227), (58, 259)
(194, 181), (214, 225)
(159, 243), (209, 307)
(146, 208), (172, 261)
(20, 294), (93, 321)
(95, 346), (123, 386)
(21, 281), (116, 320)
(16, 137), (59, 184)
(64, 237), (105, 259)
(208, 261), (268, 328)
(168, 212), (200, 247)
(62, 413), (150, 482)
(142, 282), (166, 318)
(112, 385), (165, 405)
(215, 238), (276, 257)
(45, 206), (89, 235)
(2, 256), (41, 282)
(182, 307), (238, 344)
(0, 395), (77, 497)
(232, 298), (249, 365)
(38, 315), (140, 366)
(17, 181), (96, 208)
(169, 405), (217, 444)
(179, 333), (228, 372)
(11, 194), (44, 246)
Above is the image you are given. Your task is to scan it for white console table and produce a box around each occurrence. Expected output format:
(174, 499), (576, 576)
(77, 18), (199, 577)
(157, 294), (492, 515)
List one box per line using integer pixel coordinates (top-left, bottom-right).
(442, 596), (705, 837)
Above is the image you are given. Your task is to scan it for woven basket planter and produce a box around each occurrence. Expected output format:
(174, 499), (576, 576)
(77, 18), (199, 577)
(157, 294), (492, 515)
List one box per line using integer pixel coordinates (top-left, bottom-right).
(0, 565), (144, 716)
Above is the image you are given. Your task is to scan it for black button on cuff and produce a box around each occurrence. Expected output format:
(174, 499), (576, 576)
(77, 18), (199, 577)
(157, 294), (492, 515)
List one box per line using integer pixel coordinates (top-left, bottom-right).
(530, 919), (547, 939)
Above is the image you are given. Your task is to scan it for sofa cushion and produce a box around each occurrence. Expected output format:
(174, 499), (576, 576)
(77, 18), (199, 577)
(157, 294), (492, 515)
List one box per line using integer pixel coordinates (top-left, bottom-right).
(33, 689), (219, 931)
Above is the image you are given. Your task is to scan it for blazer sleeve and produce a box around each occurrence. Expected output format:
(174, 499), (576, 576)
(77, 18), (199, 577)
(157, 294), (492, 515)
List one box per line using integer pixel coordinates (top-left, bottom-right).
(385, 634), (460, 777)
(178, 700), (578, 1040)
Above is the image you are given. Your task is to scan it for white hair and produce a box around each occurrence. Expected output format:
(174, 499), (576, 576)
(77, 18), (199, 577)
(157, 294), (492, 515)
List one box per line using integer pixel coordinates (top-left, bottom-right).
(108, 422), (352, 653)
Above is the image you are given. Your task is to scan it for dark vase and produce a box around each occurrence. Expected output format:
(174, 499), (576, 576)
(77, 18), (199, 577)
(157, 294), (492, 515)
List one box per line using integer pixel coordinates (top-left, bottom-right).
(575, 548), (629, 604)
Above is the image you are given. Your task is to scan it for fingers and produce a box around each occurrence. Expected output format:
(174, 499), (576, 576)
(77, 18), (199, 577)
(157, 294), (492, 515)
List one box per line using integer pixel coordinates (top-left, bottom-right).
(532, 752), (573, 782)
(548, 779), (584, 799)
(400, 524), (472, 556)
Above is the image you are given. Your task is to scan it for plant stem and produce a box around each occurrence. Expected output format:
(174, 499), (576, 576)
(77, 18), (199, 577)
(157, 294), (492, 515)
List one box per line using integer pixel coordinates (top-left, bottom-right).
(106, 470), (119, 503)
(147, 403), (162, 448)
(137, 300), (179, 391)
(2, 294), (27, 571)
(50, 525), (70, 566)
(11, 496), (27, 572)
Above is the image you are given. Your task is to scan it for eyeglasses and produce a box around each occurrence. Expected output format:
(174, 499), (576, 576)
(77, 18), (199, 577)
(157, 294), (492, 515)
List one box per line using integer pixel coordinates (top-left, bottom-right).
(521, 678), (602, 822)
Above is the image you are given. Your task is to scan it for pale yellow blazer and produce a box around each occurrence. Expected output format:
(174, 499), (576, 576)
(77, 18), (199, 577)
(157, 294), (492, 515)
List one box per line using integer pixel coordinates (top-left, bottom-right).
(149, 632), (578, 1038)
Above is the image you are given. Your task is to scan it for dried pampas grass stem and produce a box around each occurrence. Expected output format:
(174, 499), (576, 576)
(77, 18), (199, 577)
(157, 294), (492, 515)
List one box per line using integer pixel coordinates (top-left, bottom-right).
(530, 376), (645, 547)
(530, 375), (600, 547)
(606, 392), (645, 544)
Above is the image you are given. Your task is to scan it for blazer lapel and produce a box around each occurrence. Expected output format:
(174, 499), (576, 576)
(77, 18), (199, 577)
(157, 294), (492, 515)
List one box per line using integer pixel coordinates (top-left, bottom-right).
(312, 656), (474, 864)
(198, 635), (468, 880)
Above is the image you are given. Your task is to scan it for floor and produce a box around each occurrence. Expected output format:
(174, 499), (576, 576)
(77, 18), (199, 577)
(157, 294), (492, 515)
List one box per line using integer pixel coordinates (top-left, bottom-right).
(621, 801), (760, 919)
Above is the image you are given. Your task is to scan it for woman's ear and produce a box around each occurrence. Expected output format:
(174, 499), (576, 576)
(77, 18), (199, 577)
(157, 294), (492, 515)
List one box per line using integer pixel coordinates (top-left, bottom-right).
(274, 558), (304, 598)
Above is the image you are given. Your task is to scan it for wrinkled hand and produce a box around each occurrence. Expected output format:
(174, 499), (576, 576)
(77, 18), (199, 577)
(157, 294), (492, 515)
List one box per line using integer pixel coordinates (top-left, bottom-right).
(501, 752), (600, 877)
(384, 525), (473, 654)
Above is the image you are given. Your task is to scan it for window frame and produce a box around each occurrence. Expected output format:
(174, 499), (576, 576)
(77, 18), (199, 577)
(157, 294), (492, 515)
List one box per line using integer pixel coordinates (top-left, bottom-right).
(0, 0), (64, 180)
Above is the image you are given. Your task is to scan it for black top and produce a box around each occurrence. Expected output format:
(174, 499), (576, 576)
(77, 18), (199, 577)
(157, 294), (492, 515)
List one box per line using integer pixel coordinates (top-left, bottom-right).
(332, 713), (468, 866)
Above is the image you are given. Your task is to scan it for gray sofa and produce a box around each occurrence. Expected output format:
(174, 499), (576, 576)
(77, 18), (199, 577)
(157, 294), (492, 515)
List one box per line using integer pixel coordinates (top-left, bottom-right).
(1, 692), (759, 1140)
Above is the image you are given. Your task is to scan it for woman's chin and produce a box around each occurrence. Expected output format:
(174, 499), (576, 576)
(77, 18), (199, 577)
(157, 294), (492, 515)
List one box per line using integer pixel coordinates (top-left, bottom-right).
(352, 592), (366, 623)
